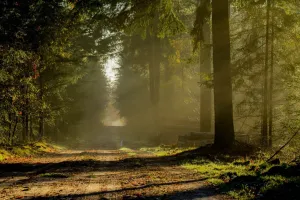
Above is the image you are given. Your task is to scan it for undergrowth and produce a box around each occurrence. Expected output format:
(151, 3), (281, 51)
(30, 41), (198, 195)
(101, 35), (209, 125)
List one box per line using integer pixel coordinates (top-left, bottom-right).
(140, 145), (196, 156)
(180, 147), (300, 200)
(0, 142), (63, 161)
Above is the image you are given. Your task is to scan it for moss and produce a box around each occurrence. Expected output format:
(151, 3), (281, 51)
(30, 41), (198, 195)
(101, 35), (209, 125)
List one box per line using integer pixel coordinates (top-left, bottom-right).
(0, 142), (62, 161)
(227, 185), (255, 200)
(183, 160), (254, 178)
(260, 175), (287, 193)
(207, 178), (225, 186)
(0, 149), (12, 161)
(12, 147), (33, 156)
(182, 156), (300, 199)
(140, 146), (196, 157)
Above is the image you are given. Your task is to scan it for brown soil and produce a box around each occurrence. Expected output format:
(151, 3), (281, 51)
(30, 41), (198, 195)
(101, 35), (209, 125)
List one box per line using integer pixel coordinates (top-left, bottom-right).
(0, 149), (228, 200)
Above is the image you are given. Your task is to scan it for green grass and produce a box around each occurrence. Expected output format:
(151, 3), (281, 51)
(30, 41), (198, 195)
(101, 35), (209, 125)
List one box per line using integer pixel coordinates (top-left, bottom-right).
(0, 149), (12, 161)
(39, 173), (69, 178)
(119, 147), (135, 152)
(183, 160), (255, 177)
(119, 147), (137, 156)
(140, 146), (196, 156)
(182, 157), (299, 200)
(87, 174), (97, 178)
(0, 142), (62, 161)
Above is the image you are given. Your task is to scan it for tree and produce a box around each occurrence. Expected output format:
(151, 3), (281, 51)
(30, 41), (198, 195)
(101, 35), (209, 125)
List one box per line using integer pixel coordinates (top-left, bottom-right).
(212, 0), (235, 148)
(261, 0), (271, 147)
(192, 0), (235, 147)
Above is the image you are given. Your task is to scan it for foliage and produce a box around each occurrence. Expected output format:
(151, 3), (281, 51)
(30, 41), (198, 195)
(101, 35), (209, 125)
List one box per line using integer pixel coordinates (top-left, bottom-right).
(182, 153), (300, 199)
(0, 142), (61, 161)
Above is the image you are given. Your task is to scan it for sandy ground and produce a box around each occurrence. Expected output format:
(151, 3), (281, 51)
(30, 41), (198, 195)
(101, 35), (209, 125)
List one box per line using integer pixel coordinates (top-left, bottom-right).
(0, 149), (228, 200)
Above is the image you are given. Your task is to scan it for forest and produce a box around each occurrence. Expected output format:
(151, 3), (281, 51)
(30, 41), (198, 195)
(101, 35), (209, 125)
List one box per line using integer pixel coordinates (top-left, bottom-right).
(0, 0), (299, 199)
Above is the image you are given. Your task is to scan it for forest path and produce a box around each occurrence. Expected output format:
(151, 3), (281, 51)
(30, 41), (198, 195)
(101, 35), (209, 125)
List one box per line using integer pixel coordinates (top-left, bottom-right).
(0, 149), (226, 200)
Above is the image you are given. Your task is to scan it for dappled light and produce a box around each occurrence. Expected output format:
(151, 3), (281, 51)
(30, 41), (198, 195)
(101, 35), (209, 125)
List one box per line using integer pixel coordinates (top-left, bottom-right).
(0, 0), (299, 199)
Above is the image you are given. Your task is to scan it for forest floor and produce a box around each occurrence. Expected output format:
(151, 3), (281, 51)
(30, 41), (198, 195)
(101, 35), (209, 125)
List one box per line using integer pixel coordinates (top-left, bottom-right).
(0, 148), (226, 200)
(0, 145), (299, 200)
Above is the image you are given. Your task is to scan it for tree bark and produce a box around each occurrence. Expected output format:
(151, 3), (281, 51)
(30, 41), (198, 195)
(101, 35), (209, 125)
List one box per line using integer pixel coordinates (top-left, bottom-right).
(150, 36), (160, 106)
(200, 20), (212, 133)
(268, 0), (274, 148)
(25, 112), (29, 142)
(149, 34), (161, 137)
(38, 74), (44, 140)
(262, 0), (271, 147)
(212, 0), (235, 148)
(29, 115), (33, 142)
(11, 116), (18, 145)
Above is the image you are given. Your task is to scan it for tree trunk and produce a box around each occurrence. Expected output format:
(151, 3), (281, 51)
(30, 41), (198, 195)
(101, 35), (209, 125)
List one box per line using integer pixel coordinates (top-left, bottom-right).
(25, 112), (29, 142)
(25, 85), (29, 142)
(212, 0), (235, 148)
(268, 0), (274, 148)
(200, 19), (212, 133)
(7, 113), (12, 141)
(11, 116), (18, 145)
(38, 74), (44, 140)
(164, 59), (174, 114)
(149, 35), (161, 136)
(150, 36), (160, 106)
(262, 0), (271, 147)
(29, 115), (33, 142)
(22, 114), (26, 142)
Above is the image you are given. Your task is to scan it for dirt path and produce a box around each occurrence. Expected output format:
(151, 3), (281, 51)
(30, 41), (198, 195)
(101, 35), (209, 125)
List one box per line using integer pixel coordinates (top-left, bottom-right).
(0, 149), (227, 200)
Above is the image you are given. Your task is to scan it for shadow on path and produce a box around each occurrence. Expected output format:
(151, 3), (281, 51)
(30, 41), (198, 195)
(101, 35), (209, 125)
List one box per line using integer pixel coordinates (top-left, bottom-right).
(28, 178), (216, 200)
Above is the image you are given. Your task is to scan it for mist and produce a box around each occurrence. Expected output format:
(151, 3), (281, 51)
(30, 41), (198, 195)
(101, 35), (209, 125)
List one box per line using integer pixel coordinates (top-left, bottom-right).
(1, 1), (299, 199)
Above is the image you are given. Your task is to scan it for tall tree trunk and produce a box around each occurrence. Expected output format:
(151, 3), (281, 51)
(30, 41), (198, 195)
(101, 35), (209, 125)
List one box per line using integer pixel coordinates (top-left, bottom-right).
(25, 112), (29, 142)
(25, 85), (29, 142)
(164, 59), (174, 114)
(22, 114), (26, 142)
(11, 116), (18, 145)
(21, 84), (28, 142)
(149, 35), (161, 137)
(7, 113), (12, 141)
(29, 115), (33, 142)
(200, 19), (212, 133)
(212, 0), (235, 148)
(38, 74), (44, 140)
(268, 0), (274, 148)
(262, 0), (271, 147)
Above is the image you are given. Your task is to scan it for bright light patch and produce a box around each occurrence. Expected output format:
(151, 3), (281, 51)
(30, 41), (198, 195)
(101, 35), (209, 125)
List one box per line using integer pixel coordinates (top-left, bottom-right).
(102, 57), (126, 126)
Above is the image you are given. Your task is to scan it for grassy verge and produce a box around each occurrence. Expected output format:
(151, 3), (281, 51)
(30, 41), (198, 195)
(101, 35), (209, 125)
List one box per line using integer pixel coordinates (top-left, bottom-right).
(0, 142), (64, 161)
(39, 173), (69, 178)
(140, 145), (196, 156)
(119, 147), (137, 156)
(182, 154), (300, 199)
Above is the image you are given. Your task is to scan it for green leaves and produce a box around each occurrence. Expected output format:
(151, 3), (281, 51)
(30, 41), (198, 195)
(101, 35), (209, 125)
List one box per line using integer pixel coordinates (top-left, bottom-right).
(121, 0), (185, 39)
(191, 0), (210, 51)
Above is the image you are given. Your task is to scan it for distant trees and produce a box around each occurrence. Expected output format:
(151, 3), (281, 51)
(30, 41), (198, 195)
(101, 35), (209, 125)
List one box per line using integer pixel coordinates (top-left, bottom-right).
(192, 0), (212, 132)
(229, 0), (300, 148)
(192, 0), (235, 148)
(2, 0), (300, 149)
(0, 0), (115, 144)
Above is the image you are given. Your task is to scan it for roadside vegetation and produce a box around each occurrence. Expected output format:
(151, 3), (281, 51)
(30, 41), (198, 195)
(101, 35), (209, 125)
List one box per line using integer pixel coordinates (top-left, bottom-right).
(0, 142), (62, 161)
(140, 145), (197, 157)
(117, 144), (300, 200)
(179, 145), (300, 200)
